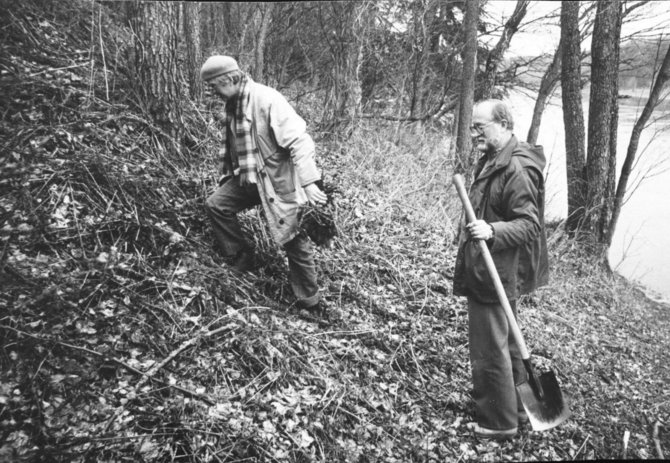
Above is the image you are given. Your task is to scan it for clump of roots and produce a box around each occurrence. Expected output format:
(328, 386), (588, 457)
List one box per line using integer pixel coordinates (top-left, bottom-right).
(299, 180), (339, 247)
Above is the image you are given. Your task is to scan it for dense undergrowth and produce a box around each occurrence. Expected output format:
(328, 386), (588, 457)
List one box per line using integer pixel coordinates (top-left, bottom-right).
(1, 1), (669, 462)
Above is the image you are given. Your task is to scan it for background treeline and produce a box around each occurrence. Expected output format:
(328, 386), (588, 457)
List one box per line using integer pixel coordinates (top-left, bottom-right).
(512, 37), (670, 90)
(618, 38), (670, 88)
(99, 0), (670, 262)
(118, 1), (483, 129)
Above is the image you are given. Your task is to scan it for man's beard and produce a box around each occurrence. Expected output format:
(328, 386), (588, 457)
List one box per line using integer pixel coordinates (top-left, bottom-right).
(477, 139), (495, 157)
(225, 94), (239, 111)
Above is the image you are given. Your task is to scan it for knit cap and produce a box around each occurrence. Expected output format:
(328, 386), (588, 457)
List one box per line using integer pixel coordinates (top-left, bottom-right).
(200, 55), (240, 81)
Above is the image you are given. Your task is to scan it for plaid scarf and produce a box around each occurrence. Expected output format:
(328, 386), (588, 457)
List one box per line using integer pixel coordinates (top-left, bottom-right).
(221, 75), (259, 186)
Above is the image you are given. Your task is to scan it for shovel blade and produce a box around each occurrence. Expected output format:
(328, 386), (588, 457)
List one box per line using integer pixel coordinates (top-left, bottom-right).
(517, 370), (570, 431)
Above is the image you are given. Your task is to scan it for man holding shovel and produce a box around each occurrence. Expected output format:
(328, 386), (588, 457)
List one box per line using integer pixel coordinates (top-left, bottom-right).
(453, 99), (549, 440)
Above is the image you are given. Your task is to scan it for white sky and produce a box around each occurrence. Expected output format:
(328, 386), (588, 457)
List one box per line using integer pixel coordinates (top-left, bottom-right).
(485, 0), (670, 57)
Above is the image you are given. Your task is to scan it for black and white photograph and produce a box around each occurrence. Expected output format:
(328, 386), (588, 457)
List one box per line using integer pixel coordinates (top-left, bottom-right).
(1, 0), (669, 461)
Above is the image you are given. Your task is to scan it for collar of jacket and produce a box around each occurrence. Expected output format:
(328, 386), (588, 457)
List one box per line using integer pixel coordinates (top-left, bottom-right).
(475, 134), (518, 182)
(239, 75), (255, 120)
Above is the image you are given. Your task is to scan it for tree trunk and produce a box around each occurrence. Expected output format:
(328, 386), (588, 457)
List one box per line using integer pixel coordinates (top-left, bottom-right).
(478, 0), (529, 100)
(606, 42), (670, 245)
(454, 0), (479, 176)
(527, 39), (562, 145)
(202, 3), (212, 50)
(601, 7), (622, 248)
(237, 5), (256, 64)
(409, 0), (441, 120)
(128, 1), (183, 155)
(202, 3), (225, 53)
(585, 0), (621, 243)
(528, 2), (597, 146)
(561, 1), (587, 233)
(183, 2), (202, 100)
(319, 2), (368, 132)
(252, 3), (275, 82)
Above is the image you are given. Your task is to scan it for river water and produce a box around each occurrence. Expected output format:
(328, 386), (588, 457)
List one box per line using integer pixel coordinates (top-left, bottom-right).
(507, 87), (670, 302)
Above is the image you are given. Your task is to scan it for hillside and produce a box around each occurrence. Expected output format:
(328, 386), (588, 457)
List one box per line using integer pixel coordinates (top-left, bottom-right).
(1, 1), (669, 462)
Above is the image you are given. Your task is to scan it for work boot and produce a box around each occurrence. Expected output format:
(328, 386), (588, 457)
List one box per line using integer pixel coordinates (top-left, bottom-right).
(297, 300), (330, 323)
(231, 249), (256, 273)
(466, 422), (517, 441)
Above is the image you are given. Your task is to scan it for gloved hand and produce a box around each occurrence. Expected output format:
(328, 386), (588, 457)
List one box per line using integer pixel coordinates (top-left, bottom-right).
(304, 182), (327, 206)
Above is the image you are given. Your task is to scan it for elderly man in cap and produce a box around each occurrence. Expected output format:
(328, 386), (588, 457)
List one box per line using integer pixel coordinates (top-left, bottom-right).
(201, 55), (329, 319)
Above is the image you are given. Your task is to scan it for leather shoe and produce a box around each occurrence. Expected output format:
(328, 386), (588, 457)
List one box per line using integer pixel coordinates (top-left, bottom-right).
(299, 300), (326, 318)
(298, 300), (335, 324)
(466, 422), (517, 441)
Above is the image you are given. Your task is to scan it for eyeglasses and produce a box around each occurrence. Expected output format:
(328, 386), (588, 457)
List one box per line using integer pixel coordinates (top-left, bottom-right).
(469, 121), (495, 135)
(207, 78), (233, 89)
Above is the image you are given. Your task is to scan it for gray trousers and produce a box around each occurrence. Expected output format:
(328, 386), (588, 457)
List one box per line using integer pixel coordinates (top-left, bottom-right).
(204, 178), (320, 308)
(467, 297), (527, 430)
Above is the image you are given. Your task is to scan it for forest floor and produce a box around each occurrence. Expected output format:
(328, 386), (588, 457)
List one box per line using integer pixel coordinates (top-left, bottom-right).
(1, 1), (669, 462)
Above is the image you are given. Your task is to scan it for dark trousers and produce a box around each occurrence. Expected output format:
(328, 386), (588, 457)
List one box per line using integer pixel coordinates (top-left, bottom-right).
(204, 178), (320, 308)
(467, 297), (527, 430)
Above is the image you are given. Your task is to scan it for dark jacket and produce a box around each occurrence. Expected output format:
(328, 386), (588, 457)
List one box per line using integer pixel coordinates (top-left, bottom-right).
(453, 135), (549, 303)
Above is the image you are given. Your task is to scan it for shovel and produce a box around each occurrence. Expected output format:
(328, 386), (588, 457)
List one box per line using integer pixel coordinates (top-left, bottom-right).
(453, 174), (570, 432)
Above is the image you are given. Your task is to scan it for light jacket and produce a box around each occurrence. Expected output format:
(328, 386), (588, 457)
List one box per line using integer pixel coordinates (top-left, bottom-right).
(221, 79), (321, 246)
(453, 135), (549, 303)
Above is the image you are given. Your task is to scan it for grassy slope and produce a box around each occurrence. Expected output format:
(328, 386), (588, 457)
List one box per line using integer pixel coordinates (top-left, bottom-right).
(1, 1), (669, 461)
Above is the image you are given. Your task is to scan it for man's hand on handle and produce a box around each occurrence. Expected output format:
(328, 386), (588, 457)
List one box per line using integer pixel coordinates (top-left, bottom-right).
(466, 219), (494, 241)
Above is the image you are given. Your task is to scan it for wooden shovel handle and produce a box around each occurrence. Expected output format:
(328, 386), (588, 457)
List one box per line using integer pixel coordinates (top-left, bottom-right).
(453, 174), (531, 360)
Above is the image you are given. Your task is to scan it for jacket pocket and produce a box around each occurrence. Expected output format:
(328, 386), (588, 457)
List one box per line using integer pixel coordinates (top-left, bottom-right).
(465, 242), (512, 298)
(468, 243), (493, 289)
(263, 150), (296, 196)
(275, 188), (298, 202)
(256, 128), (297, 196)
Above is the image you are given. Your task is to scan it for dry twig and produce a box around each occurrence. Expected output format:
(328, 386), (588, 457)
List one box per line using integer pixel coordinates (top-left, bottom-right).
(573, 433), (590, 460)
(654, 421), (665, 459)
(622, 429), (630, 459)
(136, 322), (235, 389)
(1, 325), (215, 405)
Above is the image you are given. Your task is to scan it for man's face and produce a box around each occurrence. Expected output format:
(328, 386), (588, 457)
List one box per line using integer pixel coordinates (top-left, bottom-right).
(471, 105), (506, 153)
(207, 76), (239, 100)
